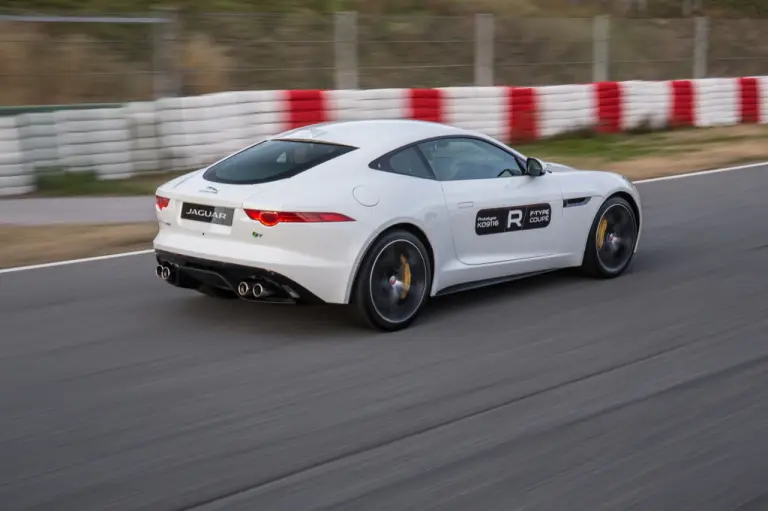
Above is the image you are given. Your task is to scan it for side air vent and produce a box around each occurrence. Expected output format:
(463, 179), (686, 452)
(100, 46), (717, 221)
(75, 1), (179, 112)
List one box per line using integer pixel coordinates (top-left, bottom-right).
(563, 197), (591, 208)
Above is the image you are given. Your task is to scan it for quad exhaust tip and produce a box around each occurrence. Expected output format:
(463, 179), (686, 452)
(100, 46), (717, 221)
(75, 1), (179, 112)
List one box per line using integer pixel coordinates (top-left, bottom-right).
(238, 281), (272, 298)
(156, 265), (171, 281)
(253, 283), (267, 298)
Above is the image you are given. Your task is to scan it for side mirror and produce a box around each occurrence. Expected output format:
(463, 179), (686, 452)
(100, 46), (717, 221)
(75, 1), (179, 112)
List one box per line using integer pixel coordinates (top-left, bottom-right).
(525, 157), (546, 177)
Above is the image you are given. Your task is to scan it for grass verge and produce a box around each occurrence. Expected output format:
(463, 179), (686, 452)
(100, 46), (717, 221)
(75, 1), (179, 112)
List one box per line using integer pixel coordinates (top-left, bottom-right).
(514, 124), (768, 180)
(32, 170), (186, 197)
(0, 223), (157, 269)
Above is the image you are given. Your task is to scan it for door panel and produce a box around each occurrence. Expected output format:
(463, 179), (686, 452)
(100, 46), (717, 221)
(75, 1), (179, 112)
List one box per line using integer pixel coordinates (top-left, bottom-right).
(417, 136), (565, 266)
(441, 176), (564, 265)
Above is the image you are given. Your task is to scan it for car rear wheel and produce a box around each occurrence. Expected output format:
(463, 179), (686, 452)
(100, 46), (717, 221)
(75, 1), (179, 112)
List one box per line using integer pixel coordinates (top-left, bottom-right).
(352, 229), (432, 331)
(581, 196), (637, 278)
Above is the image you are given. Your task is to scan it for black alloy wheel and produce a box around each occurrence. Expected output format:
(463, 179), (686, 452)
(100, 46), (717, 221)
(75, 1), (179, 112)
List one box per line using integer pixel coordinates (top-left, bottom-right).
(353, 229), (432, 331)
(581, 196), (638, 278)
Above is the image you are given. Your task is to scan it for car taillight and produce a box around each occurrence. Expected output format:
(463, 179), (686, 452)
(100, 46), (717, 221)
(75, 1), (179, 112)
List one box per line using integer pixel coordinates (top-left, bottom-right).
(156, 196), (170, 210)
(243, 209), (355, 227)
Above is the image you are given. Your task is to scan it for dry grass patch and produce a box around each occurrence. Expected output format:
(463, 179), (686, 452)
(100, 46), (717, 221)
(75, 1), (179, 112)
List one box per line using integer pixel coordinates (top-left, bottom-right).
(0, 223), (157, 269)
(612, 139), (768, 179)
(518, 124), (768, 180)
(653, 124), (768, 144)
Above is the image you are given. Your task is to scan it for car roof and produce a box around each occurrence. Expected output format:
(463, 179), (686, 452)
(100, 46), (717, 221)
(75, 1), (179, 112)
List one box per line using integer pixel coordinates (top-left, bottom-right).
(273, 119), (474, 153)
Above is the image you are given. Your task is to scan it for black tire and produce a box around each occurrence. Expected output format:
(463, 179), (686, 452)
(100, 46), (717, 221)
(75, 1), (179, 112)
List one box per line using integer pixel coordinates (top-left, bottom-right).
(352, 229), (432, 331)
(581, 196), (638, 279)
(196, 284), (238, 299)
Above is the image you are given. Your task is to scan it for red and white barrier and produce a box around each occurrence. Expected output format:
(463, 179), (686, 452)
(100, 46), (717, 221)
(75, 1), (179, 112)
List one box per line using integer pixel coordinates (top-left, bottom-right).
(150, 76), (767, 153)
(277, 76), (767, 141)
(3, 75), (766, 196)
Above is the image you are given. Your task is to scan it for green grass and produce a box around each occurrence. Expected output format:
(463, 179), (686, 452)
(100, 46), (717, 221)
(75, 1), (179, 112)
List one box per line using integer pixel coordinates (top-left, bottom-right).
(515, 133), (671, 162)
(515, 125), (768, 162)
(33, 169), (187, 197)
(514, 127), (684, 162)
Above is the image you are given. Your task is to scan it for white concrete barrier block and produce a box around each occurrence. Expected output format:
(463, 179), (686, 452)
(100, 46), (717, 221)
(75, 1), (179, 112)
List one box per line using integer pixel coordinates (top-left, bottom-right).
(694, 78), (739, 127)
(537, 84), (597, 137)
(621, 80), (670, 130)
(0, 174), (34, 196)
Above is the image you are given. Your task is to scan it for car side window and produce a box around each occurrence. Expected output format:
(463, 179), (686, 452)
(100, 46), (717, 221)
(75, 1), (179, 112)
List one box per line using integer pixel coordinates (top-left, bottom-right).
(417, 137), (524, 181)
(370, 146), (434, 180)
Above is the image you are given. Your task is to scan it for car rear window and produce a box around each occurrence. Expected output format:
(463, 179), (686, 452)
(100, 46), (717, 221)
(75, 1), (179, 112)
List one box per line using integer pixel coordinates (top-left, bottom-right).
(203, 139), (356, 185)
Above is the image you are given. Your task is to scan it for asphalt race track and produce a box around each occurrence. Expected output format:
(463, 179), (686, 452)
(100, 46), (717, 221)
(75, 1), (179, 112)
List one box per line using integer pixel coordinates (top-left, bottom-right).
(0, 196), (156, 226)
(2, 166), (768, 511)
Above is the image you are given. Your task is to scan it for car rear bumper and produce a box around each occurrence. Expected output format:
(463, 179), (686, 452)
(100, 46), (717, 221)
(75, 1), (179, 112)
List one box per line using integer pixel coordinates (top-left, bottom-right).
(154, 250), (327, 304)
(153, 230), (356, 304)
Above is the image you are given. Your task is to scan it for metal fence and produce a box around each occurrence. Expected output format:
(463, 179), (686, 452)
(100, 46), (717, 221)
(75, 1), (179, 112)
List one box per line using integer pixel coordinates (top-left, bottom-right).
(1, 11), (768, 106)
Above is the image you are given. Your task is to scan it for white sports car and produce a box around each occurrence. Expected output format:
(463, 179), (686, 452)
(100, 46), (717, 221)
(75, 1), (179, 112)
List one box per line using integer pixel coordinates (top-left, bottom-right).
(153, 119), (642, 331)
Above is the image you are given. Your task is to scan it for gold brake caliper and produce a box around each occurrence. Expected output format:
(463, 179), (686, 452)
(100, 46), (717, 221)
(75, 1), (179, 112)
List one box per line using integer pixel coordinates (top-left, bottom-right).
(400, 254), (412, 299)
(596, 218), (608, 250)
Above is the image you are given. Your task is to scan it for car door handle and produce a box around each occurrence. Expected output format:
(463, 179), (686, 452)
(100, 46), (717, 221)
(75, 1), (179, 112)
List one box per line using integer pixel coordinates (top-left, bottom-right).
(457, 201), (474, 208)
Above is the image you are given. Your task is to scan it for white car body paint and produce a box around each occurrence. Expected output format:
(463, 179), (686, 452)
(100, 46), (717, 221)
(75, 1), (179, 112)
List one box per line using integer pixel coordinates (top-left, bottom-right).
(151, 119), (642, 304)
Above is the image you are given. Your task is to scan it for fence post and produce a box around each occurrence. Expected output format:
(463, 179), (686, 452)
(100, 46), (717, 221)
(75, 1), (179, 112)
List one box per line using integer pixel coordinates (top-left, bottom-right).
(334, 11), (358, 90)
(693, 16), (708, 79)
(593, 14), (610, 82)
(683, 0), (703, 16)
(152, 6), (180, 99)
(619, 0), (647, 14)
(474, 14), (494, 86)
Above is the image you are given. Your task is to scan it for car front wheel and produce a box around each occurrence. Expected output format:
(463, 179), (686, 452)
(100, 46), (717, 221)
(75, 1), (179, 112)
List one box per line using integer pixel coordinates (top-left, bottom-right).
(352, 229), (432, 331)
(581, 196), (638, 278)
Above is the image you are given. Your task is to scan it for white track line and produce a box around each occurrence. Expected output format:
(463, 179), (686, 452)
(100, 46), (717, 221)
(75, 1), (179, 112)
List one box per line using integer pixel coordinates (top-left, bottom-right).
(1, 159), (767, 275)
(634, 160), (768, 183)
(0, 249), (154, 274)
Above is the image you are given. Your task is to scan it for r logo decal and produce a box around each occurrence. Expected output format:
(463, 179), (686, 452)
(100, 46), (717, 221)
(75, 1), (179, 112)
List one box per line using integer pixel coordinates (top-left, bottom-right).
(476, 203), (551, 235)
(507, 210), (523, 229)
